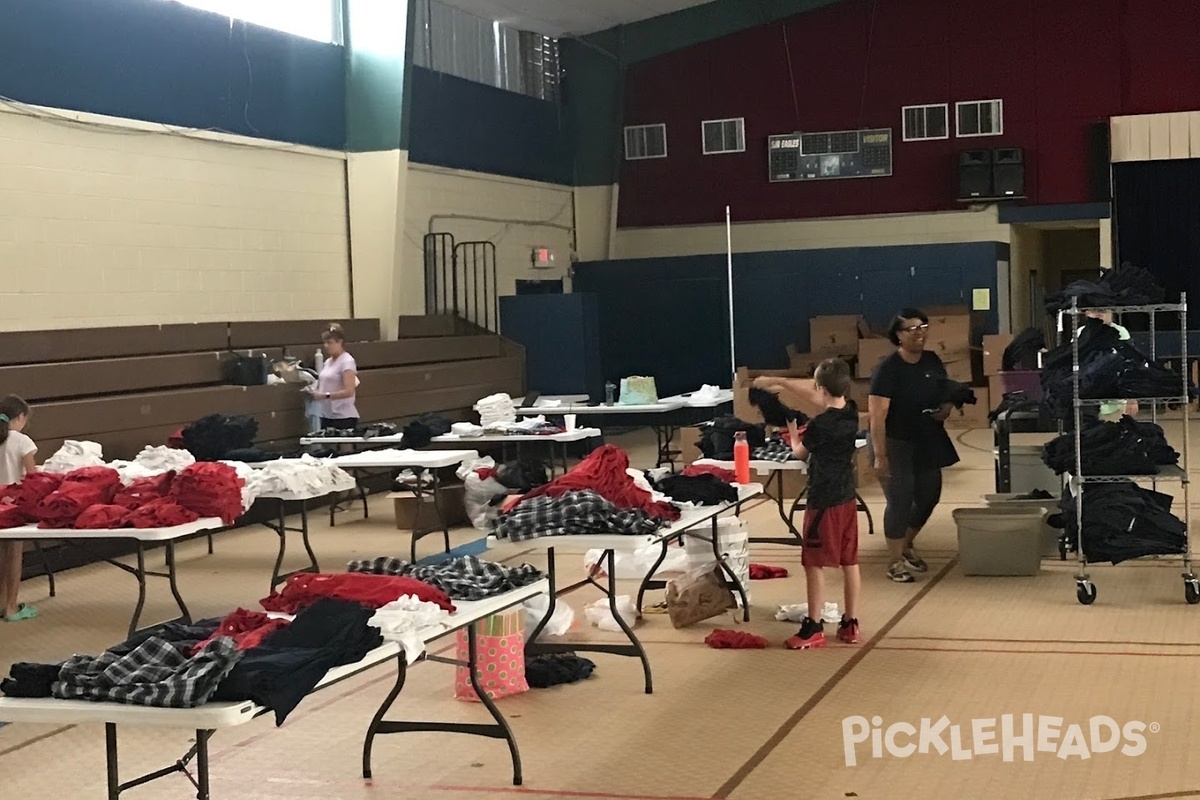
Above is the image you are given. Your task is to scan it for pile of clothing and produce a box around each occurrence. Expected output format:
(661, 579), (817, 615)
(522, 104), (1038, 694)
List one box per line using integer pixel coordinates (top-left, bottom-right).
(648, 464), (739, 506)
(1, 597), (385, 723)
(346, 554), (544, 601)
(491, 444), (683, 542)
(1044, 262), (1167, 313)
(1042, 417), (1179, 476)
(238, 456), (357, 499)
(1051, 482), (1187, 565)
(475, 393), (517, 428)
(1002, 327), (1047, 371)
(0, 462), (249, 530)
(1039, 318), (1195, 417)
(307, 422), (399, 440)
(177, 414), (276, 463)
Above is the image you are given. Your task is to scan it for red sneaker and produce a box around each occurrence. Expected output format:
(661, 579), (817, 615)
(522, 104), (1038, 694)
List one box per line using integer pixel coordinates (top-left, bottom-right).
(785, 617), (826, 649)
(837, 617), (861, 644)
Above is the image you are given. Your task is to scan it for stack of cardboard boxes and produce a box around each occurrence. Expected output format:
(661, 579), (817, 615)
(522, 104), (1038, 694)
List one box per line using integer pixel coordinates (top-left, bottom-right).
(783, 307), (992, 430)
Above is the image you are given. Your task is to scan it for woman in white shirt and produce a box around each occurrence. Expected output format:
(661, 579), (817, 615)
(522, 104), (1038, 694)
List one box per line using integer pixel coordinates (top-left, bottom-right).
(0, 395), (38, 621)
(307, 323), (360, 430)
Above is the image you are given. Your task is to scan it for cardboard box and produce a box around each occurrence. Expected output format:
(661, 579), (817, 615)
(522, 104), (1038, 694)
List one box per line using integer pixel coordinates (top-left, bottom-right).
(983, 334), (1014, 376)
(857, 337), (893, 379)
(678, 426), (704, 464)
(810, 315), (866, 357)
(784, 345), (819, 376)
(855, 446), (875, 487)
(735, 367), (825, 423)
(848, 378), (871, 410)
(389, 486), (467, 530)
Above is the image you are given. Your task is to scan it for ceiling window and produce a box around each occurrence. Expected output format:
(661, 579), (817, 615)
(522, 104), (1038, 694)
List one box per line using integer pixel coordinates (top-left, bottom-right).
(702, 118), (746, 155)
(163, 0), (342, 43)
(625, 124), (668, 160)
(412, 0), (561, 103)
(956, 99), (1004, 138)
(901, 104), (948, 141)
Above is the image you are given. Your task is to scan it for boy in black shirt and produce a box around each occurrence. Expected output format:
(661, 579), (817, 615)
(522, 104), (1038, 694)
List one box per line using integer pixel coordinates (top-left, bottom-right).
(783, 358), (862, 649)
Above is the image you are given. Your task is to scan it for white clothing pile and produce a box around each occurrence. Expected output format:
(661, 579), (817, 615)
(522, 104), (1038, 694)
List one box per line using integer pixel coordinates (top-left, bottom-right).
(41, 441), (106, 473)
(367, 595), (454, 664)
(450, 422), (484, 437)
(242, 456), (357, 499)
(134, 445), (197, 473)
(775, 602), (842, 624)
(474, 393), (516, 428)
(690, 384), (724, 403)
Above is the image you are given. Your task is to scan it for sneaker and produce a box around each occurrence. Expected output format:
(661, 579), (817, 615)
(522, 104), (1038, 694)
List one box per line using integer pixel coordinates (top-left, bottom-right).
(785, 616), (826, 649)
(837, 617), (861, 644)
(902, 549), (928, 573)
(887, 562), (915, 583)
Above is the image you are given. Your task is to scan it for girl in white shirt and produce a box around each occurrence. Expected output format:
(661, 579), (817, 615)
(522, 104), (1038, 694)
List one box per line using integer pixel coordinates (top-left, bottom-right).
(0, 395), (38, 621)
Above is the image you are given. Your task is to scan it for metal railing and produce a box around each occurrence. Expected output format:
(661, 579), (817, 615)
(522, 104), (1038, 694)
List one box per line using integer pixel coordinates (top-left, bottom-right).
(423, 233), (499, 332)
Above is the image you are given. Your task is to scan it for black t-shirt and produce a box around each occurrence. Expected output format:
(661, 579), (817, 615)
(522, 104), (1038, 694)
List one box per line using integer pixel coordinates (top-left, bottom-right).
(869, 351), (959, 469)
(802, 401), (859, 509)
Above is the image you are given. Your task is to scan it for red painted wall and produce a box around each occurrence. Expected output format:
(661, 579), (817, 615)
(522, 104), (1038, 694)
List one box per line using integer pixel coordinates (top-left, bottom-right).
(617, 0), (1200, 228)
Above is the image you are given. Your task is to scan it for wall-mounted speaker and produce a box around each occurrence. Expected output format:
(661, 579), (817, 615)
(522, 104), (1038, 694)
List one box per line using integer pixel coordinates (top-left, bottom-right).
(993, 147), (1025, 196)
(958, 149), (993, 199)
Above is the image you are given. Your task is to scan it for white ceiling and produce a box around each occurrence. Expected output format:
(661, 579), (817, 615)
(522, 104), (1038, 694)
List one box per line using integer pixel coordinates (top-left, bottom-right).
(435, 0), (718, 38)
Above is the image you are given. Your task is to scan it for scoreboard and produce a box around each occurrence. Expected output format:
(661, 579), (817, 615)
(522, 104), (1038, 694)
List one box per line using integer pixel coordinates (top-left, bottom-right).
(768, 128), (893, 183)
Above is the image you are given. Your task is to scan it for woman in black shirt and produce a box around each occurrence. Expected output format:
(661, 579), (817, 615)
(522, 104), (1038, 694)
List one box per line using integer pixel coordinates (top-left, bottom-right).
(868, 308), (960, 583)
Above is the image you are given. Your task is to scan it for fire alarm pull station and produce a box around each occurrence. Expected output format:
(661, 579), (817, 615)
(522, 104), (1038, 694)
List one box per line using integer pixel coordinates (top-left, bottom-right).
(532, 246), (555, 268)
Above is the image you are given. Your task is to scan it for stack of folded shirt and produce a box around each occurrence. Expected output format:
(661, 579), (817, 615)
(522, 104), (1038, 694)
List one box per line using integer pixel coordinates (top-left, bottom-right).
(474, 393), (516, 428)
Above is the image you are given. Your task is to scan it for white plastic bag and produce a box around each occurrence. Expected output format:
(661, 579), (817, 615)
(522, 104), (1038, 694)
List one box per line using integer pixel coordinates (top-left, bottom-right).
(522, 595), (575, 640)
(463, 474), (509, 531)
(776, 602), (841, 624)
(584, 596), (636, 632)
(584, 545), (689, 580)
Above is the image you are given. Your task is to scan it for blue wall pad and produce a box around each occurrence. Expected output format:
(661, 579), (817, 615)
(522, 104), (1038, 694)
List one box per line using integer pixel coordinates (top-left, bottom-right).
(407, 67), (573, 186)
(416, 536), (490, 566)
(574, 242), (1005, 394)
(0, 0), (345, 149)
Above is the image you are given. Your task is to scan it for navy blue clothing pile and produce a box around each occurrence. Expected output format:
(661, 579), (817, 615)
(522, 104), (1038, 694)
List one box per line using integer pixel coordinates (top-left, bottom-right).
(1042, 417), (1179, 477)
(1052, 482), (1187, 565)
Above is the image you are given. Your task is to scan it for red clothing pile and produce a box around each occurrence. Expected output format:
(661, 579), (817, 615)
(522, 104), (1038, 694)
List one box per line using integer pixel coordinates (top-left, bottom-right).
(32, 467), (123, 529)
(114, 472), (177, 510)
(0, 504), (26, 528)
(517, 444), (679, 521)
(260, 572), (456, 615)
(704, 630), (769, 649)
(682, 464), (738, 483)
(189, 608), (290, 656)
(170, 463), (245, 525)
(127, 497), (199, 528)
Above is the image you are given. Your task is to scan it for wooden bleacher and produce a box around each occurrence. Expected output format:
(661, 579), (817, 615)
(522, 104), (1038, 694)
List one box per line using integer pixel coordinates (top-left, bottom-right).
(3, 315), (526, 578)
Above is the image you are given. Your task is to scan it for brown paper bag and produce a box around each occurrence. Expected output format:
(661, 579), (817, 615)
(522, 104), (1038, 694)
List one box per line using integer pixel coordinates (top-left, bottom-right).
(665, 561), (737, 629)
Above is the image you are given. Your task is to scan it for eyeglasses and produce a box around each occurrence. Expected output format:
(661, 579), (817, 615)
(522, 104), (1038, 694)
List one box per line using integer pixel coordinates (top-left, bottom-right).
(900, 323), (929, 334)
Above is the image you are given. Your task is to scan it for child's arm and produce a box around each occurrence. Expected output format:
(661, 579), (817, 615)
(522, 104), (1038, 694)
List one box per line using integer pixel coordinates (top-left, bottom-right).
(21, 451), (35, 474)
(786, 420), (810, 461)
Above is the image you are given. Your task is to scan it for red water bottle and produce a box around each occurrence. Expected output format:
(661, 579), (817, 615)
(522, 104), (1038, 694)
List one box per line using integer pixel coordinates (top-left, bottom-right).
(733, 431), (751, 484)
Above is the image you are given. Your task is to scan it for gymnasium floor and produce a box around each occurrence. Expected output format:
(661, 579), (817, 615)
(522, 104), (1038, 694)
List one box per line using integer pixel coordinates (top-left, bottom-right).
(2, 424), (1199, 800)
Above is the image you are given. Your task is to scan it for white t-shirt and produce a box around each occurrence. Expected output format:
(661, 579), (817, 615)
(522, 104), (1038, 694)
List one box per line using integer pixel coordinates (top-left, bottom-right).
(0, 431), (37, 486)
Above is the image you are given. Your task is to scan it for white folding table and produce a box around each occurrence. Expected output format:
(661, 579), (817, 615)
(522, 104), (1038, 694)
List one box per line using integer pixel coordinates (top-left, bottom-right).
(0, 580), (550, 798)
(0, 518), (224, 638)
(502, 482), (764, 695)
(429, 427), (602, 476)
(329, 448), (480, 561)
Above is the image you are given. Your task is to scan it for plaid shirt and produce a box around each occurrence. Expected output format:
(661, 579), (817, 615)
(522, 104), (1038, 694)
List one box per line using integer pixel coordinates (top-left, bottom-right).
(491, 489), (667, 542)
(52, 636), (242, 708)
(753, 436), (797, 463)
(346, 555), (544, 601)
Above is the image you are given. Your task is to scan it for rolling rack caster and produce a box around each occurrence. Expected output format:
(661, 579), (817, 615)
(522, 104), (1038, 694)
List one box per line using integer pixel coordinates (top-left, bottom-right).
(1075, 577), (1097, 605)
(1184, 573), (1200, 605)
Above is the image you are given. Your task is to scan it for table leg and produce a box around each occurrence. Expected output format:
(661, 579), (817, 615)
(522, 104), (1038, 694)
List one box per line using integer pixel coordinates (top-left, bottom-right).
(525, 546), (654, 694)
(749, 471), (806, 546)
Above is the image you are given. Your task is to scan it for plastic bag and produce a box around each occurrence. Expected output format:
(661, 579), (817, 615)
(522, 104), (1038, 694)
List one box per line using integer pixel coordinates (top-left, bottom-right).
(584, 596), (637, 632)
(584, 544), (689, 580)
(523, 595), (576, 640)
(665, 560), (737, 629)
(463, 474), (509, 531)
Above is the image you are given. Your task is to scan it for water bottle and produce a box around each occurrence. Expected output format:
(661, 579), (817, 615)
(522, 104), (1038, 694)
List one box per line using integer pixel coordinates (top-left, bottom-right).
(604, 381), (616, 405)
(734, 431), (751, 484)
(314, 349), (325, 371)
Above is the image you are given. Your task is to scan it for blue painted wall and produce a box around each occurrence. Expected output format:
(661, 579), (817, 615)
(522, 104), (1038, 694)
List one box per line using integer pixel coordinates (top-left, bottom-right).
(574, 242), (1005, 394)
(0, 0), (345, 150)
(407, 67), (574, 186)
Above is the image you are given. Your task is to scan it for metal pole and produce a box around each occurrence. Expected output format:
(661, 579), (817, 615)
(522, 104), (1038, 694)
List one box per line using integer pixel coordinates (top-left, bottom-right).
(726, 205), (736, 387)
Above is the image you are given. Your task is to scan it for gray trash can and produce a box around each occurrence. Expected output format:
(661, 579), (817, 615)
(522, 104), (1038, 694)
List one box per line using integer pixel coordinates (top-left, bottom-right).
(983, 493), (1061, 558)
(953, 506), (1047, 577)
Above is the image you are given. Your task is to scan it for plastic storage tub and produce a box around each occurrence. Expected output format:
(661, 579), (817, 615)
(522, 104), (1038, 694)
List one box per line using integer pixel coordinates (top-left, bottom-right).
(996, 370), (1043, 400)
(953, 506), (1047, 577)
(984, 493), (1061, 558)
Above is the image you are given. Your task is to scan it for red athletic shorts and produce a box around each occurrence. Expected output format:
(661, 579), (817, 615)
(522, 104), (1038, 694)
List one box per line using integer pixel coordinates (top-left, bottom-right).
(801, 500), (859, 568)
